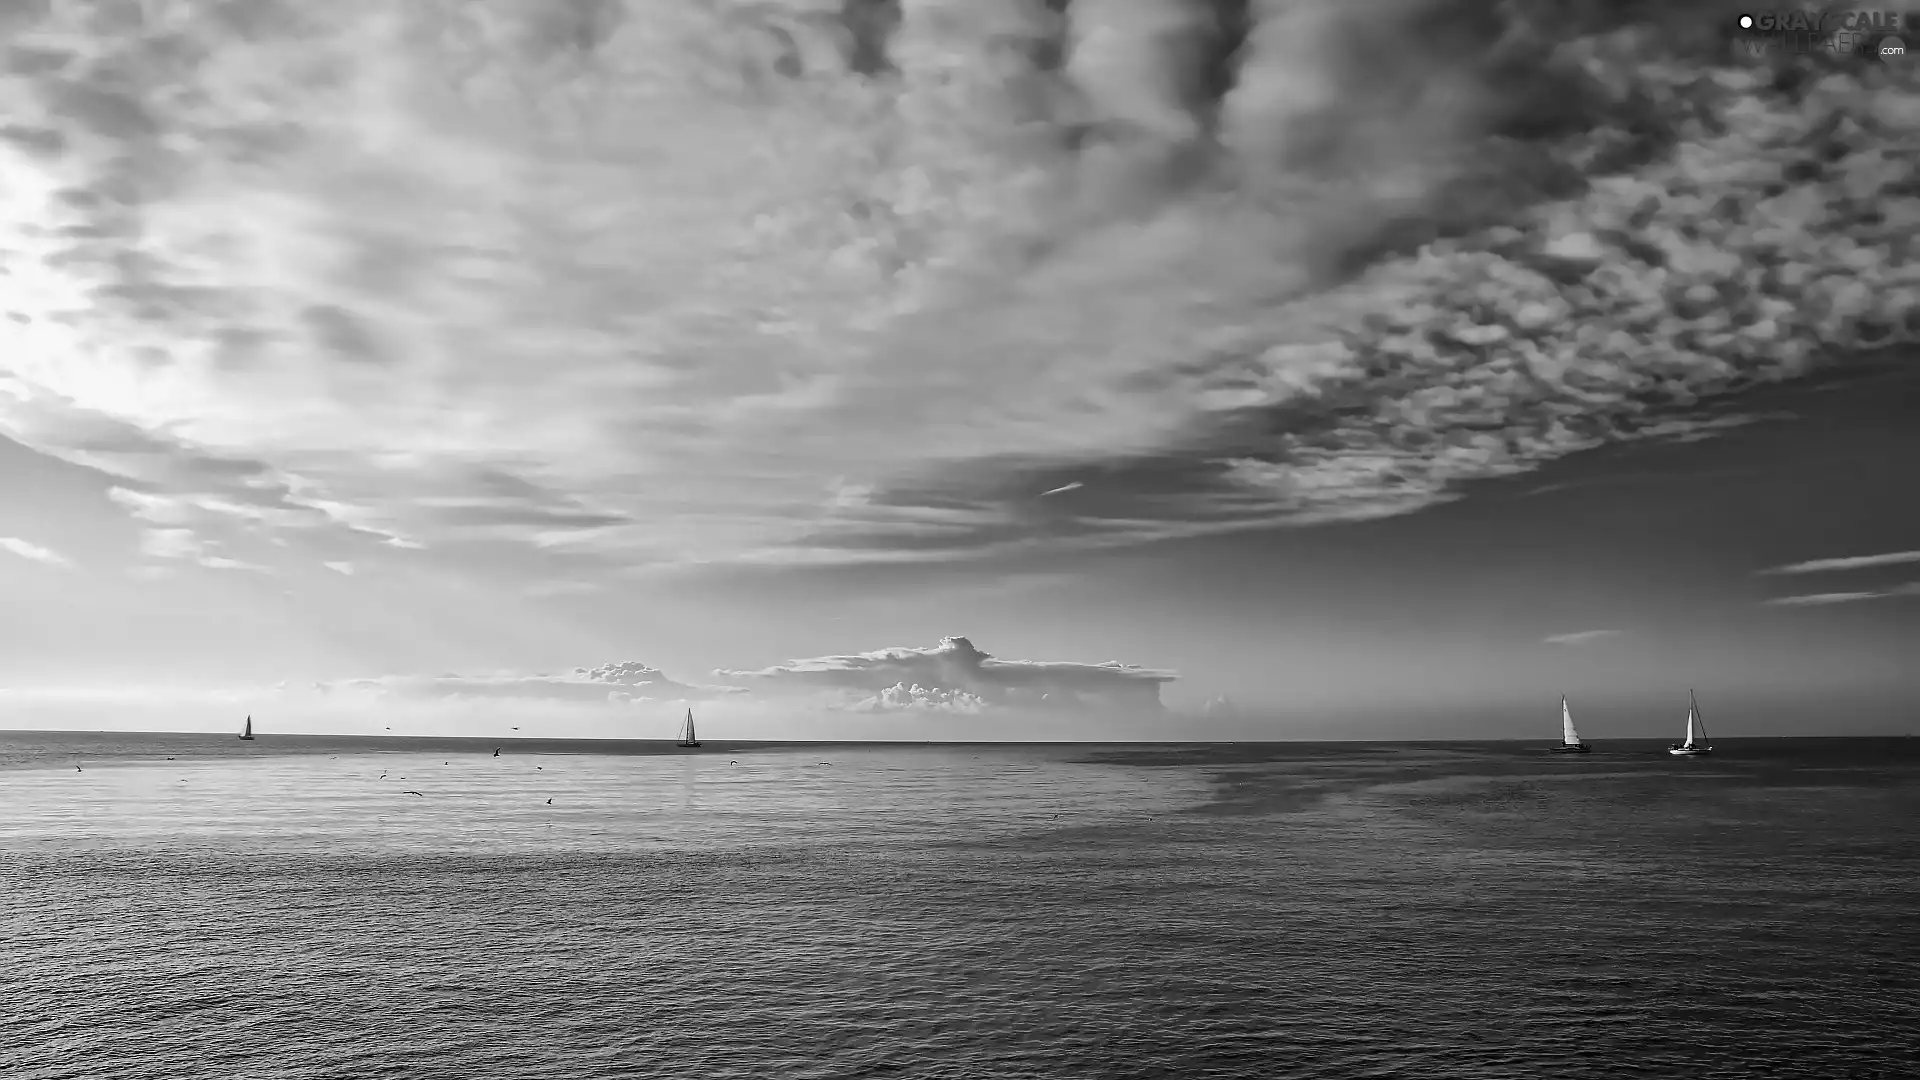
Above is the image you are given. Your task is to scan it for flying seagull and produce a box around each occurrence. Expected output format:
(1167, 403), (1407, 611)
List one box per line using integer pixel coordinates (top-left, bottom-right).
(1039, 481), (1083, 497)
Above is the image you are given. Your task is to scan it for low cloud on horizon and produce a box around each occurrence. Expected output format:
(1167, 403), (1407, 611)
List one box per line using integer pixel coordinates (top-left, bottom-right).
(716, 635), (1174, 713)
(0, 635), (1177, 736)
(315, 660), (740, 706)
(0, 630), (1175, 737)
(2, 1), (1912, 584)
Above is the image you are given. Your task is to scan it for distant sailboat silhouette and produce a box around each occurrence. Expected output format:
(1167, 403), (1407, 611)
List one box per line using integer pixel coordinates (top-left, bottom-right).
(677, 707), (701, 748)
(1549, 696), (1591, 754)
(1669, 690), (1713, 755)
(238, 715), (255, 741)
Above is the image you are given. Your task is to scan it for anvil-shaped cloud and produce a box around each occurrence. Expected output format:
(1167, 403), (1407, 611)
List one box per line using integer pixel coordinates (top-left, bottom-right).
(2, 0), (1913, 579)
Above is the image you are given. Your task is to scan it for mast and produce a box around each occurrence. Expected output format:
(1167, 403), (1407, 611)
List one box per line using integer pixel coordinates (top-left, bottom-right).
(1689, 690), (1706, 744)
(1561, 696), (1580, 746)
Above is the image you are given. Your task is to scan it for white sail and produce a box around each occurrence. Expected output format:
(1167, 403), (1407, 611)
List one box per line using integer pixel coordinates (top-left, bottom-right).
(680, 708), (697, 744)
(1687, 692), (1707, 746)
(1561, 697), (1581, 746)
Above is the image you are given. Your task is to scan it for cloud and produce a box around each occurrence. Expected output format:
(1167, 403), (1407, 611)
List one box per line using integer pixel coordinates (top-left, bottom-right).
(2, 0), (1914, 576)
(322, 560), (355, 575)
(1763, 583), (1920, 607)
(1542, 629), (1619, 645)
(1189, 695), (1244, 719)
(716, 634), (1175, 712)
(319, 660), (738, 705)
(1760, 551), (1920, 575)
(848, 683), (992, 714)
(524, 579), (598, 597)
(135, 524), (262, 571)
(0, 536), (72, 568)
(230, 635), (1173, 733)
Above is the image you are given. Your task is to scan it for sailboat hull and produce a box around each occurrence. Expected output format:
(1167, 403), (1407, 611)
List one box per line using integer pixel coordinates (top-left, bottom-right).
(238, 736), (254, 741)
(1549, 744), (1591, 754)
(1668, 747), (1711, 755)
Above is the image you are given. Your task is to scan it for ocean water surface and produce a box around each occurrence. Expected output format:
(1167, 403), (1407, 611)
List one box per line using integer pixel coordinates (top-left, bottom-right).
(4, 734), (1917, 1079)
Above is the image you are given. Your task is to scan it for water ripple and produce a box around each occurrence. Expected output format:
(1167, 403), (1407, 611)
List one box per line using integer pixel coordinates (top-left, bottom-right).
(4, 735), (1917, 1078)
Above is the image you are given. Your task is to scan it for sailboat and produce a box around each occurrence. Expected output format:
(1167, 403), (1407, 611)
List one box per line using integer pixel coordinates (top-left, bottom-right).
(238, 715), (255, 741)
(1549, 696), (1591, 753)
(676, 707), (701, 749)
(1668, 690), (1713, 755)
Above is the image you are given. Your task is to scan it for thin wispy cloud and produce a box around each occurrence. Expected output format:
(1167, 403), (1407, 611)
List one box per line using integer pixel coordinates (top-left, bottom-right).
(1760, 551), (1920, 575)
(0, 536), (72, 569)
(1039, 482), (1084, 498)
(1542, 629), (1619, 646)
(0, 1), (1909, 579)
(1763, 583), (1920, 608)
(523, 580), (599, 597)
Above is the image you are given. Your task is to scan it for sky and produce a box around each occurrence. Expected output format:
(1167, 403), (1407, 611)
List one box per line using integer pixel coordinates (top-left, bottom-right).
(1, 0), (1916, 739)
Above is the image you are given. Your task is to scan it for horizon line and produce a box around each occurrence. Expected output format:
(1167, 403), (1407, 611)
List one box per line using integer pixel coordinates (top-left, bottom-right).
(1, 730), (1911, 745)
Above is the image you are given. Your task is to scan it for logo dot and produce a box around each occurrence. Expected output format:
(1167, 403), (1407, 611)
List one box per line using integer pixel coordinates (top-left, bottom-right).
(1739, 14), (1754, 29)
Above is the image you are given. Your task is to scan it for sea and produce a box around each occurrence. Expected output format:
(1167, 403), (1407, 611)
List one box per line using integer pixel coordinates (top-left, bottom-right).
(3, 733), (1916, 1080)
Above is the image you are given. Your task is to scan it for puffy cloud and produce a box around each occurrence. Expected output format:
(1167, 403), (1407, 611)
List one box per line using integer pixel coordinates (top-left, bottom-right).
(1542, 629), (1619, 645)
(0, 536), (72, 568)
(1, 0), (1912, 577)
(1761, 550), (1920, 575)
(849, 683), (992, 713)
(1199, 694), (1240, 717)
(717, 634), (1175, 712)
